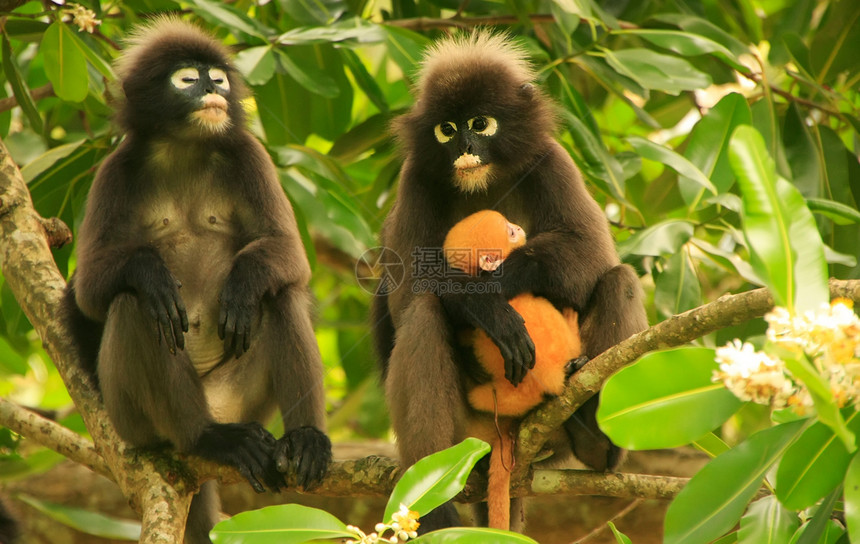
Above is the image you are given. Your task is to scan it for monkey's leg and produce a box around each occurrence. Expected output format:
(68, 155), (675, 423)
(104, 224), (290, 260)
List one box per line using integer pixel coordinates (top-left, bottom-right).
(99, 294), (283, 493)
(565, 264), (647, 471)
(184, 481), (220, 544)
(386, 294), (467, 532)
(263, 287), (332, 490)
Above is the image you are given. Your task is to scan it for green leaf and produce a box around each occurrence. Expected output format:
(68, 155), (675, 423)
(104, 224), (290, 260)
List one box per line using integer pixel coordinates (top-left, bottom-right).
(1, 32), (43, 133)
(277, 18), (386, 46)
(776, 413), (860, 510)
(790, 487), (843, 544)
(616, 219), (694, 258)
(278, 0), (346, 25)
(779, 350), (855, 452)
(692, 432), (731, 458)
(415, 527), (539, 543)
(186, 0), (272, 43)
(234, 46), (276, 86)
(601, 48), (712, 95)
(20, 140), (86, 184)
(340, 48), (389, 114)
(385, 438), (490, 521)
(275, 48), (339, 99)
(608, 522), (633, 544)
(738, 496), (800, 544)
(66, 29), (114, 80)
(18, 494), (140, 541)
(562, 111), (628, 203)
(843, 453), (860, 541)
(384, 26), (430, 81)
(41, 22), (89, 102)
(664, 420), (807, 544)
(618, 29), (743, 68)
(729, 125), (829, 314)
(598, 347), (742, 450)
(654, 249), (702, 320)
(253, 73), (311, 145)
(210, 504), (352, 543)
(680, 93), (752, 205)
(653, 14), (750, 57)
(807, 198), (860, 225)
(628, 136), (717, 196)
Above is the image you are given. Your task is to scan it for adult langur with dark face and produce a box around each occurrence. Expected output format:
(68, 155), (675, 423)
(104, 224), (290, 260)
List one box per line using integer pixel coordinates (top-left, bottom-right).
(372, 31), (648, 532)
(62, 17), (331, 543)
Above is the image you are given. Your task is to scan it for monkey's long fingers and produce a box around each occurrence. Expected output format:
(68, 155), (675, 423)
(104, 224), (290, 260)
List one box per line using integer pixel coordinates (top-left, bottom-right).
(166, 298), (186, 351)
(154, 301), (178, 354)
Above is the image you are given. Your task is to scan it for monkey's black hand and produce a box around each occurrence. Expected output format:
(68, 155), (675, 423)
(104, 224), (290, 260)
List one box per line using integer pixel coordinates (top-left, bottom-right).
(218, 274), (260, 359)
(274, 426), (332, 490)
(442, 290), (535, 386)
(192, 422), (284, 493)
(484, 302), (536, 386)
(123, 249), (188, 354)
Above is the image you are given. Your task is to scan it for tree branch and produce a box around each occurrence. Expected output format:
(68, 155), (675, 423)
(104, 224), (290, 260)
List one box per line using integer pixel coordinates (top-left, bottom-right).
(0, 84), (54, 115)
(0, 398), (110, 478)
(513, 280), (860, 481)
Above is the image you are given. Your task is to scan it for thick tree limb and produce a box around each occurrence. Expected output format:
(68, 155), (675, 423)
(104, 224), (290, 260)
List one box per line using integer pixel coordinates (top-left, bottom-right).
(513, 280), (860, 481)
(0, 135), (191, 543)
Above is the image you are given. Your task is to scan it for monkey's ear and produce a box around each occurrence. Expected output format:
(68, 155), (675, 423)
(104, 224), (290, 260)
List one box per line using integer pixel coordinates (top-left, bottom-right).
(478, 253), (502, 272)
(519, 83), (535, 99)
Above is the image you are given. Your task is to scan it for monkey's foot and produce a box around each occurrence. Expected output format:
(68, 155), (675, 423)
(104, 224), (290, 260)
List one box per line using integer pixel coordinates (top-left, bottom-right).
(274, 426), (332, 490)
(565, 356), (590, 378)
(192, 422), (283, 493)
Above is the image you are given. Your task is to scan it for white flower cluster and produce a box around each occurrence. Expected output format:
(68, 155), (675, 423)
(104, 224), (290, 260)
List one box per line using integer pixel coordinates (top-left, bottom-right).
(63, 3), (102, 33)
(714, 299), (860, 412)
(347, 504), (420, 544)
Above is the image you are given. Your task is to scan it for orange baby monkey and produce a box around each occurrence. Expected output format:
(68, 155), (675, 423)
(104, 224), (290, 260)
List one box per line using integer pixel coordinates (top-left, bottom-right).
(443, 210), (583, 531)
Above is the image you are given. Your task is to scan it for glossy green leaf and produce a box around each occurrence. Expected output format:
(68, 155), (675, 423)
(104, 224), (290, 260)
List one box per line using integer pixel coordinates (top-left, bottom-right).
(790, 487), (843, 544)
(810, 0), (860, 84)
(776, 413), (860, 510)
(664, 420), (806, 544)
(210, 504), (352, 543)
(41, 22), (88, 102)
(234, 46), (276, 86)
(187, 0), (271, 43)
(415, 527), (539, 543)
(807, 198), (860, 225)
(67, 29), (114, 80)
(619, 29), (742, 68)
(384, 26), (430, 81)
(651, 14), (750, 57)
(843, 453), (860, 542)
(690, 238), (764, 286)
(692, 432), (731, 458)
(729, 125), (829, 314)
(18, 494), (140, 540)
(680, 93), (751, 205)
(340, 48), (389, 115)
(628, 136), (717, 196)
(279, 0), (346, 25)
(739, 496), (800, 544)
(20, 140), (86, 184)
(598, 347), (742, 450)
(275, 48), (339, 99)
(617, 219), (694, 258)
(654, 249), (702, 320)
(253, 73), (311, 145)
(277, 18), (386, 46)
(385, 438), (490, 521)
(602, 48), (712, 95)
(2, 32), (43, 133)
(563, 111), (628, 203)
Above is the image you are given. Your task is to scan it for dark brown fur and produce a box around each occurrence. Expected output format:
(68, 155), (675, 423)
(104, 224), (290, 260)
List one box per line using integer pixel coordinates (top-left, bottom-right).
(372, 31), (647, 532)
(63, 17), (330, 543)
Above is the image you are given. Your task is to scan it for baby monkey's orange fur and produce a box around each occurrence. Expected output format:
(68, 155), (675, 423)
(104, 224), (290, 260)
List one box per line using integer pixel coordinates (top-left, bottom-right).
(443, 210), (582, 531)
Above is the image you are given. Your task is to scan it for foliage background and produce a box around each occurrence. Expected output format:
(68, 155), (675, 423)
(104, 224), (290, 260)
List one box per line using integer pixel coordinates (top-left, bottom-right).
(0, 0), (858, 541)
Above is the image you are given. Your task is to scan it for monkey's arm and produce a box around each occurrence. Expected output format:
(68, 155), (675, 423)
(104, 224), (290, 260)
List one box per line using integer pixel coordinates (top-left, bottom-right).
(73, 155), (188, 353)
(217, 140), (311, 358)
(439, 273), (536, 386)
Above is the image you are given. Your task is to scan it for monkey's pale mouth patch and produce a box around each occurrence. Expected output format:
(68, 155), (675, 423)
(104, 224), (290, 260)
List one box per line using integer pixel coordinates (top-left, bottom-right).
(193, 95), (229, 128)
(453, 153), (491, 192)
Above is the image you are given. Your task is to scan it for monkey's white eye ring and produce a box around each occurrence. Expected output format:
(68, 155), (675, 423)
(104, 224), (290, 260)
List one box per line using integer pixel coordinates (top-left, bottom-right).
(209, 68), (230, 91)
(468, 116), (498, 136)
(434, 122), (457, 143)
(171, 67), (199, 90)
